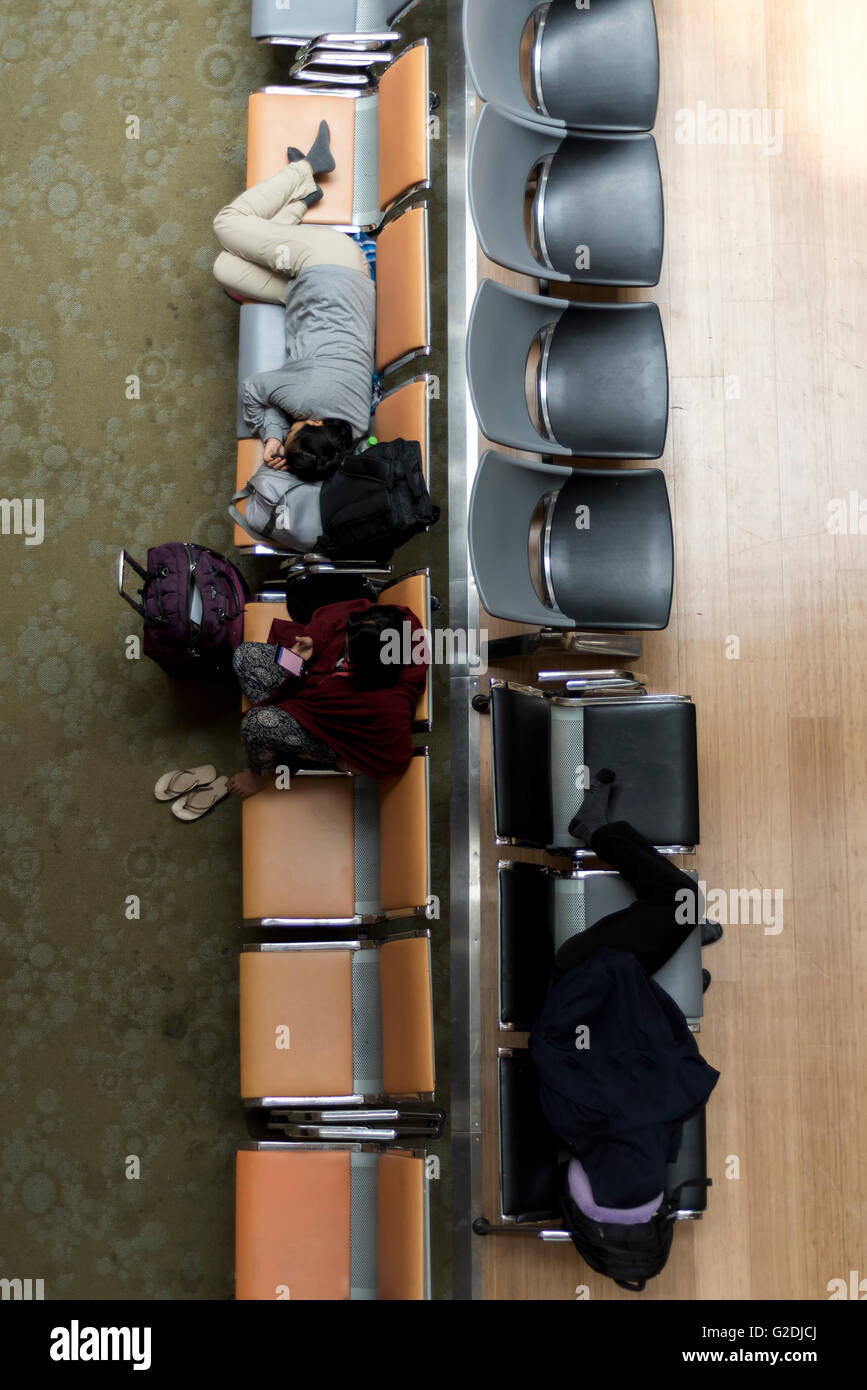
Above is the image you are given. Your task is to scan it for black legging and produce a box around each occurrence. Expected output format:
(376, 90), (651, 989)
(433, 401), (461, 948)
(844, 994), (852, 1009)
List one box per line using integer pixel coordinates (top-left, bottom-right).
(553, 822), (699, 981)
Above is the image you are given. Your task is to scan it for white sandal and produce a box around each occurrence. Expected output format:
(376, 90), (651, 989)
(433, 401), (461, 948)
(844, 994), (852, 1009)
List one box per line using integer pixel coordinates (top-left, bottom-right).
(154, 765), (217, 802)
(171, 777), (230, 822)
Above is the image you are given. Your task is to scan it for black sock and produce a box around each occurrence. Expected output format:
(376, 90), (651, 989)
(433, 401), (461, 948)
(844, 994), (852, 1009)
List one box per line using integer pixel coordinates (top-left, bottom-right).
(568, 769), (617, 847)
(286, 145), (305, 164)
(301, 188), (323, 208)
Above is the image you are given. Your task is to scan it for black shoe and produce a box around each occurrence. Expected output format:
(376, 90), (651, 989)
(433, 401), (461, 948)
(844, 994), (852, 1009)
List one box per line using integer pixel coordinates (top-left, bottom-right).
(702, 968), (712, 994)
(701, 920), (723, 947)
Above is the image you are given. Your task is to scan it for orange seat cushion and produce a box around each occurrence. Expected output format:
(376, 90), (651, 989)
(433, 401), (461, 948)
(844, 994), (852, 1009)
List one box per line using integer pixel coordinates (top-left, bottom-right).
(247, 92), (356, 226)
(374, 379), (428, 480)
(376, 206), (428, 373)
(234, 438), (265, 549)
(243, 779), (356, 922)
(377, 1150), (426, 1300)
(376, 574), (429, 727)
(380, 937), (435, 1097)
(240, 949), (355, 1100)
(378, 43), (430, 213)
(379, 755), (428, 913)
(236, 1148), (351, 1301)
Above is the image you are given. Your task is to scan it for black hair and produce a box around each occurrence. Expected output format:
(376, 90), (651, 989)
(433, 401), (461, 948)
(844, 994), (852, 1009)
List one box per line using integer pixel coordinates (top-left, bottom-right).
(285, 418), (354, 482)
(346, 604), (411, 692)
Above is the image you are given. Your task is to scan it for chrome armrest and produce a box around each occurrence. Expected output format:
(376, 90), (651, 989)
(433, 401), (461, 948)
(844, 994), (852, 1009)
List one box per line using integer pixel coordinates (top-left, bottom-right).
(537, 669), (648, 695)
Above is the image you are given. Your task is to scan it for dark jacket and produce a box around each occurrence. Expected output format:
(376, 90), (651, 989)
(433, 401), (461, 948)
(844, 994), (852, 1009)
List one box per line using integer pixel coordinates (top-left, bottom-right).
(529, 947), (719, 1208)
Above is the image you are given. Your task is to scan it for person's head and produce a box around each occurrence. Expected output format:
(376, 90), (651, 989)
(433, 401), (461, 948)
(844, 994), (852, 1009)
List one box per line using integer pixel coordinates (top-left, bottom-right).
(345, 605), (409, 692)
(283, 417), (353, 482)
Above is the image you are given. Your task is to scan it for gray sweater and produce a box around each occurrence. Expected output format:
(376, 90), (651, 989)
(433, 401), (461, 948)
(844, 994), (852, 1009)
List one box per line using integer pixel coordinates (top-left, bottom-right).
(241, 263), (376, 442)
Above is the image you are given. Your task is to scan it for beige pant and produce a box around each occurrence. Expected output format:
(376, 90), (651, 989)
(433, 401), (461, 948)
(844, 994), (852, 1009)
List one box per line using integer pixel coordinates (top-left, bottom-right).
(212, 161), (369, 305)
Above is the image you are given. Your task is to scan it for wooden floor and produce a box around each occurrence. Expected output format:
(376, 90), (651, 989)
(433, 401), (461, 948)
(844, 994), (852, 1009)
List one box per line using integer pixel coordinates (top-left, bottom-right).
(476, 0), (867, 1301)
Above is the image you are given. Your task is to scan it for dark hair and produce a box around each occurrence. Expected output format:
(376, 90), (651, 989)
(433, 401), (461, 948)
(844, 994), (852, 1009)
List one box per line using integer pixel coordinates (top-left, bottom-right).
(346, 605), (410, 692)
(286, 419), (354, 482)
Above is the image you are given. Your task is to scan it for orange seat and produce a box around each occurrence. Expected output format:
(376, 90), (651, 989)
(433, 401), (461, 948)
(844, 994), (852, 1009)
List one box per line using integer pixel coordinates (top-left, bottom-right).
(378, 1149), (427, 1300)
(380, 936), (435, 1096)
(376, 204), (430, 375)
(247, 89), (358, 226)
(240, 946), (356, 1101)
(240, 932), (434, 1105)
(235, 1145), (428, 1300)
(373, 375), (431, 483)
(242, 777), (357, 923)
(233, 437), (265, 550)
(235, 1148), (352, 1301)
(245, 44), (430, 229)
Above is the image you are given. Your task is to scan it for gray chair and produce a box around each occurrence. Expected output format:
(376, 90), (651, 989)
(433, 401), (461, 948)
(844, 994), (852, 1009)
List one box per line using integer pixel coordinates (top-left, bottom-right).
(467, 279), (669, 458)
(463, 0), (659, 133)
(468, 452), (673, 632)
(498, 861), (704, 1032)
(468, 103), (664, 286)
(252, 0), (422, 45)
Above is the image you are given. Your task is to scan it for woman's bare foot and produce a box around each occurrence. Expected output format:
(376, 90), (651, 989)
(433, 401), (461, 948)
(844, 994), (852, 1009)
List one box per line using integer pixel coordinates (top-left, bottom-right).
(227, 770), (274, 800)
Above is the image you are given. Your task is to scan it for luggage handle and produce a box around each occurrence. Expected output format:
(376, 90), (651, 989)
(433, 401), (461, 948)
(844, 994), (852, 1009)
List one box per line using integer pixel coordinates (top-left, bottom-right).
(116, 549), (147, 618)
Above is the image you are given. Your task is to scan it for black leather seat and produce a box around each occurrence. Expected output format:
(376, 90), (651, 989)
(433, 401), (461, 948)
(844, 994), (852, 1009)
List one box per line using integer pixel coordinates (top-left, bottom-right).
(543, 303), (669, 459)
(498, 1050), (709, 1223)
(491, 682), (700, 853)
(534, 0), (660, 133)
(538, 133), (664, 284)
(547, 469), (673, 629)
(498, 862), (704, 1031)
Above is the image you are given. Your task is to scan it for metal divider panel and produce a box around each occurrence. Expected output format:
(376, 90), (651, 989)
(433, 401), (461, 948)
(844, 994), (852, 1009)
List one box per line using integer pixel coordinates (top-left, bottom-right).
(350, 1150), (380, 1300)
(353, 96), (380, 227)
(352, 948), (384, 1095)
(354, 775), (382, 916)
(551, 875), (587, 951)
(548, 704), (585, 848)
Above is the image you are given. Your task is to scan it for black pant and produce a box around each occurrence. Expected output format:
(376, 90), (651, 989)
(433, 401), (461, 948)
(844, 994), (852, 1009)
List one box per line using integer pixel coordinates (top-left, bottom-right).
(553, 821), (698, 981)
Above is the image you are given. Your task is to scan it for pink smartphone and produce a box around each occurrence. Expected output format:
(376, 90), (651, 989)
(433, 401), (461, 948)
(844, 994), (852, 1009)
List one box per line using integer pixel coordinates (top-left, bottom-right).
(276, 646), (306, 678)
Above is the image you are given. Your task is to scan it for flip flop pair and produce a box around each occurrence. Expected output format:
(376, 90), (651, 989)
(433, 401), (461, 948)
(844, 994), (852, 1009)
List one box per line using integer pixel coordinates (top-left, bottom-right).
(154, 766), (230, 822)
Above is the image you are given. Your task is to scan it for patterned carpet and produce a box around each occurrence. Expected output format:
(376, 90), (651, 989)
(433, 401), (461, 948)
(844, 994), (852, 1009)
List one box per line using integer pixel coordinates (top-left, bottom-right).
(0, 0), (450, 1299)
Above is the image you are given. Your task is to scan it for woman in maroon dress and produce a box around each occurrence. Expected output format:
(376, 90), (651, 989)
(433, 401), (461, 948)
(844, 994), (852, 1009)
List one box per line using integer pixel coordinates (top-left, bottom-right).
(228, 599), (429, 799)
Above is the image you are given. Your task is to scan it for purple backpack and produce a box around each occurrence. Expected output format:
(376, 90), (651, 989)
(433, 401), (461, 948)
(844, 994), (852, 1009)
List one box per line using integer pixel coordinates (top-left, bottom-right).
(117, 543), (247, 680)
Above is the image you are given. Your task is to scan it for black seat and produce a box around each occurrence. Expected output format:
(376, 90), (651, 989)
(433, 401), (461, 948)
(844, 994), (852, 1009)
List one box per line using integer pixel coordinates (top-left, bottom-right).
(467, 104), (664, 286)
(499, 1051), (560, 1220)
(543, 303), (669, 458)
(498, 862), (704, 1031)
(547, 469), (673, 629)
(535, 0), (660, 133)
(491, 682), (700, 853)
(539, 133), (664, 284)
(498, 1049), (710, 1223)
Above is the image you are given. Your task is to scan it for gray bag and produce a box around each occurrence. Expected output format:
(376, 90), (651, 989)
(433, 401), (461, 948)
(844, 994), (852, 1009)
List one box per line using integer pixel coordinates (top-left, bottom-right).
(229, 464), (323, 552)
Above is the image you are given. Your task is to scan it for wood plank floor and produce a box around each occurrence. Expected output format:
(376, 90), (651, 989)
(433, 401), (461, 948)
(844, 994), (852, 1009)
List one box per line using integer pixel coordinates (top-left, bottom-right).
(474, 0), (867, 1301)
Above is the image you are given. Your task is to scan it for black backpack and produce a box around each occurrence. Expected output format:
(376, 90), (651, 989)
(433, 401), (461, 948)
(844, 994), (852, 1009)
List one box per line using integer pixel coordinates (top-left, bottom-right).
(316, 438), (439, 562)
(559, 1163), (686, 1293)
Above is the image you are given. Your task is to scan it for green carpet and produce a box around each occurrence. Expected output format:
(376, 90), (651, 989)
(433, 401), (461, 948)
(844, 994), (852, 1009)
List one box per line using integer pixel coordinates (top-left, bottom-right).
(0, 0), (451, 1299)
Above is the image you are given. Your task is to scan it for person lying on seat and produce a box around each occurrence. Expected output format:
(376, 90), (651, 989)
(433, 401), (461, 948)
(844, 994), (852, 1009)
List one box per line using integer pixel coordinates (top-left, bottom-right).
(530, 777), (720, 1225)
(213, 121), (375, 466)
(228, 599), (429, 800)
